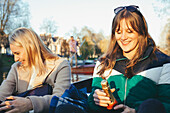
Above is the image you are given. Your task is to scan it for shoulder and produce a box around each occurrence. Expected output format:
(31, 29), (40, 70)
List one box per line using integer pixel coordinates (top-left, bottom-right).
(10, 62), (22, 70)
(55, 57), (69, 65)
(6, 62), (22, 79)
(158, 62), (170, 84)
(146, 49), (170, 84)
(45, 57), (70, 70)
(146, 49), (170, 69)
(154, 49), (170, 65)
(93, 61), (101, 77)
(155, 50), (170, 62)
(53, 57), (71, 70)
(94, 61), (101, 71)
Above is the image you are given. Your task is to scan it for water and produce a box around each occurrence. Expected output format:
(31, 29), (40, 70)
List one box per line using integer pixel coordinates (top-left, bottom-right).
(70, 59), (96, 66)
(71, 74), (92, 83)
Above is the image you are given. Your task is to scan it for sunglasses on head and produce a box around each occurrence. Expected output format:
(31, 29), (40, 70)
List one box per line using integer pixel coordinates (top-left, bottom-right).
(114, 5), (139, 14)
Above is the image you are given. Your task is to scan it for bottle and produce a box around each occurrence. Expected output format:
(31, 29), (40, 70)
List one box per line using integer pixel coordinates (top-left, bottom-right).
(101, 79), (118, 110)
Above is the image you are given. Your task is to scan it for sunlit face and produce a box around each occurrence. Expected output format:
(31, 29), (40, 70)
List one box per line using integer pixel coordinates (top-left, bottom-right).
(115, 19), (139, 58)
(10, 44), (28, 66)
(71, 37), (74, 41)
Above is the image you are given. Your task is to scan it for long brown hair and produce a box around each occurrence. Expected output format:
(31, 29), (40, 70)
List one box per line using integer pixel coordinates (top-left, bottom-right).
(98, 8), (156, 78)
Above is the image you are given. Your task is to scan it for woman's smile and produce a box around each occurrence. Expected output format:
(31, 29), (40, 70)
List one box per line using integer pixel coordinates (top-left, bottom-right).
(115, 19), (139, 58)
(121, 40), (131, 46)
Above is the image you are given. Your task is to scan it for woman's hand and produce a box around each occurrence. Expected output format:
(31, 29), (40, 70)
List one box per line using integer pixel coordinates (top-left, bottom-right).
(93, 89), (115, 107)
(114, 104), (136, 113)
(0, 96), (33, 113)
(93, 89), (136, 113)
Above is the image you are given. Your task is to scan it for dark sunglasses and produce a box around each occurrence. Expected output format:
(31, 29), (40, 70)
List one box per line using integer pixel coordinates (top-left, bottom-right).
(114, 5), (139, 14)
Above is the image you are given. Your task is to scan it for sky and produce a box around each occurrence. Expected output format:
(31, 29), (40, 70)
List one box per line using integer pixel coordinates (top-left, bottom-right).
(25, 0), (169, 45)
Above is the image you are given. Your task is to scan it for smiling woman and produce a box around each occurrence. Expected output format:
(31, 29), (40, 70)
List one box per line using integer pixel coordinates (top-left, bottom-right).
(88, 5), (170, 113)
(0, 27), (71, 113)
(115, 19), (139, 59)
(10, 45), (27, 66)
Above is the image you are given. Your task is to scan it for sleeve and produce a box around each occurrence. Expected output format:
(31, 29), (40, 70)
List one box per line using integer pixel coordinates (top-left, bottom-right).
(52, 59), (71, 97)
(88, 79), (108, 113)
(27, 59), (71, 113)
(158, 63), (170, 113)
(88, 61), (113, 112)
(0, 63), (17, 101)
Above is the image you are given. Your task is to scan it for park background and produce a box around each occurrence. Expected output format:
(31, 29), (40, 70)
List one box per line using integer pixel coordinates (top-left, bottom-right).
(0, 0), (169, 84)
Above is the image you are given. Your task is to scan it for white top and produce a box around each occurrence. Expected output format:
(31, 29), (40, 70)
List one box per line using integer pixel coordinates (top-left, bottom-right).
(27, 66), (37, 90)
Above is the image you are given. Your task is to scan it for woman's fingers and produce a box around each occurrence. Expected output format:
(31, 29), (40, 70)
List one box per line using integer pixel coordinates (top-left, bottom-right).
(0, 99), (12, 106)
(5, 108), (18, 113)
(0, 97), (32, 113)
(0, 104), (15, 112)
(0, 96), (18, 112)
(93, 89), (112, 107)
(0, 96), (15, 112)
(114, 104), (125, 110)
(110, 88), (115, 93)
(93, 93), (110, 100)
(0, 96), (14, 107)
(6, 96), (17, 101)
(114, 104), (136, 113)
(94, 97), (111, 106)
(6, 96), (14, 100)
(93, 89), (110, 100)
(94, 89), (106, 95)
(95, 101), (109, 107)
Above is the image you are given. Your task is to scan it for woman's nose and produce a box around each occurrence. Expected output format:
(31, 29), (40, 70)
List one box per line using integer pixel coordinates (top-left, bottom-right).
(14, 56), (19, 62)
(121, 32), (127, 41)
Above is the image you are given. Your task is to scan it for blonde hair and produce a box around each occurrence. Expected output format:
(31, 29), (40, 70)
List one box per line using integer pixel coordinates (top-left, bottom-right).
(9, 27), (58, 75)
(98, 9), (156, 78)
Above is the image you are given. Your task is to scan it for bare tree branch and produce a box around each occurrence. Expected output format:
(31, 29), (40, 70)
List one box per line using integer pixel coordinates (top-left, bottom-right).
(0, 0), (30, 48)
(40, 18), (58, 36)
(0, 0), (30, 34)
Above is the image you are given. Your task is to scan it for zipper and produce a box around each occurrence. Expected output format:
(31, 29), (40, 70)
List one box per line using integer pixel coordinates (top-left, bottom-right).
(124, 78), (128, 105)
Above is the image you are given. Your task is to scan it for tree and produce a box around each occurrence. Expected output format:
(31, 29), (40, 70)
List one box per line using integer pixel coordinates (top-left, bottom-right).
(0, 0), (30, 34)
(152, 0), (170, 19)
(95, 44), (101, 58)
(153, 0), (170, 55)
(79, 26), (94, 40)
(65, 27), (80, 38)
(159, 19), (170, 55)
(39, 18), (58, 36)
(77, 26), (105, 59)
(61, 39), (69, 58)
(80, 38), (94, 60)
(98, 38), (109, 53)
(0, 0), (30, 48)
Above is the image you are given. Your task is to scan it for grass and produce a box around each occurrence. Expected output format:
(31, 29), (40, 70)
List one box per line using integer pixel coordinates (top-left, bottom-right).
(0, 54), (14, 84)
(0, 54), (14, 66)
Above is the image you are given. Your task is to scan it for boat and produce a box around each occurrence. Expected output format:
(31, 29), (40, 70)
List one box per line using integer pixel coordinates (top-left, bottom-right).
(73, 77), (93, 93)
(71, 64), (95, 75)
(71, 64), (95, 82)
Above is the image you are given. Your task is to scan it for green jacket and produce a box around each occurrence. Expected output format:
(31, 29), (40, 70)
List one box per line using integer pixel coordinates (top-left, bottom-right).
(88, 47), (170, 113)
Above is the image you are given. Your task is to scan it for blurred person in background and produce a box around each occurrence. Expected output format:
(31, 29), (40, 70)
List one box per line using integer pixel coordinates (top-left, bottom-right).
(69, 36), (77, 67)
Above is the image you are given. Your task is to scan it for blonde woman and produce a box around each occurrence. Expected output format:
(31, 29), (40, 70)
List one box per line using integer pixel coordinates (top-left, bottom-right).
(0, 27), (71, 113)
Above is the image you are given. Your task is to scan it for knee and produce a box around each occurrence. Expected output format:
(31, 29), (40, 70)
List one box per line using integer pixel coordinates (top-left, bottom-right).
(142, 98), (162, 106)
(137, 98), (166, 113)
(55, 104), (87, 113)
